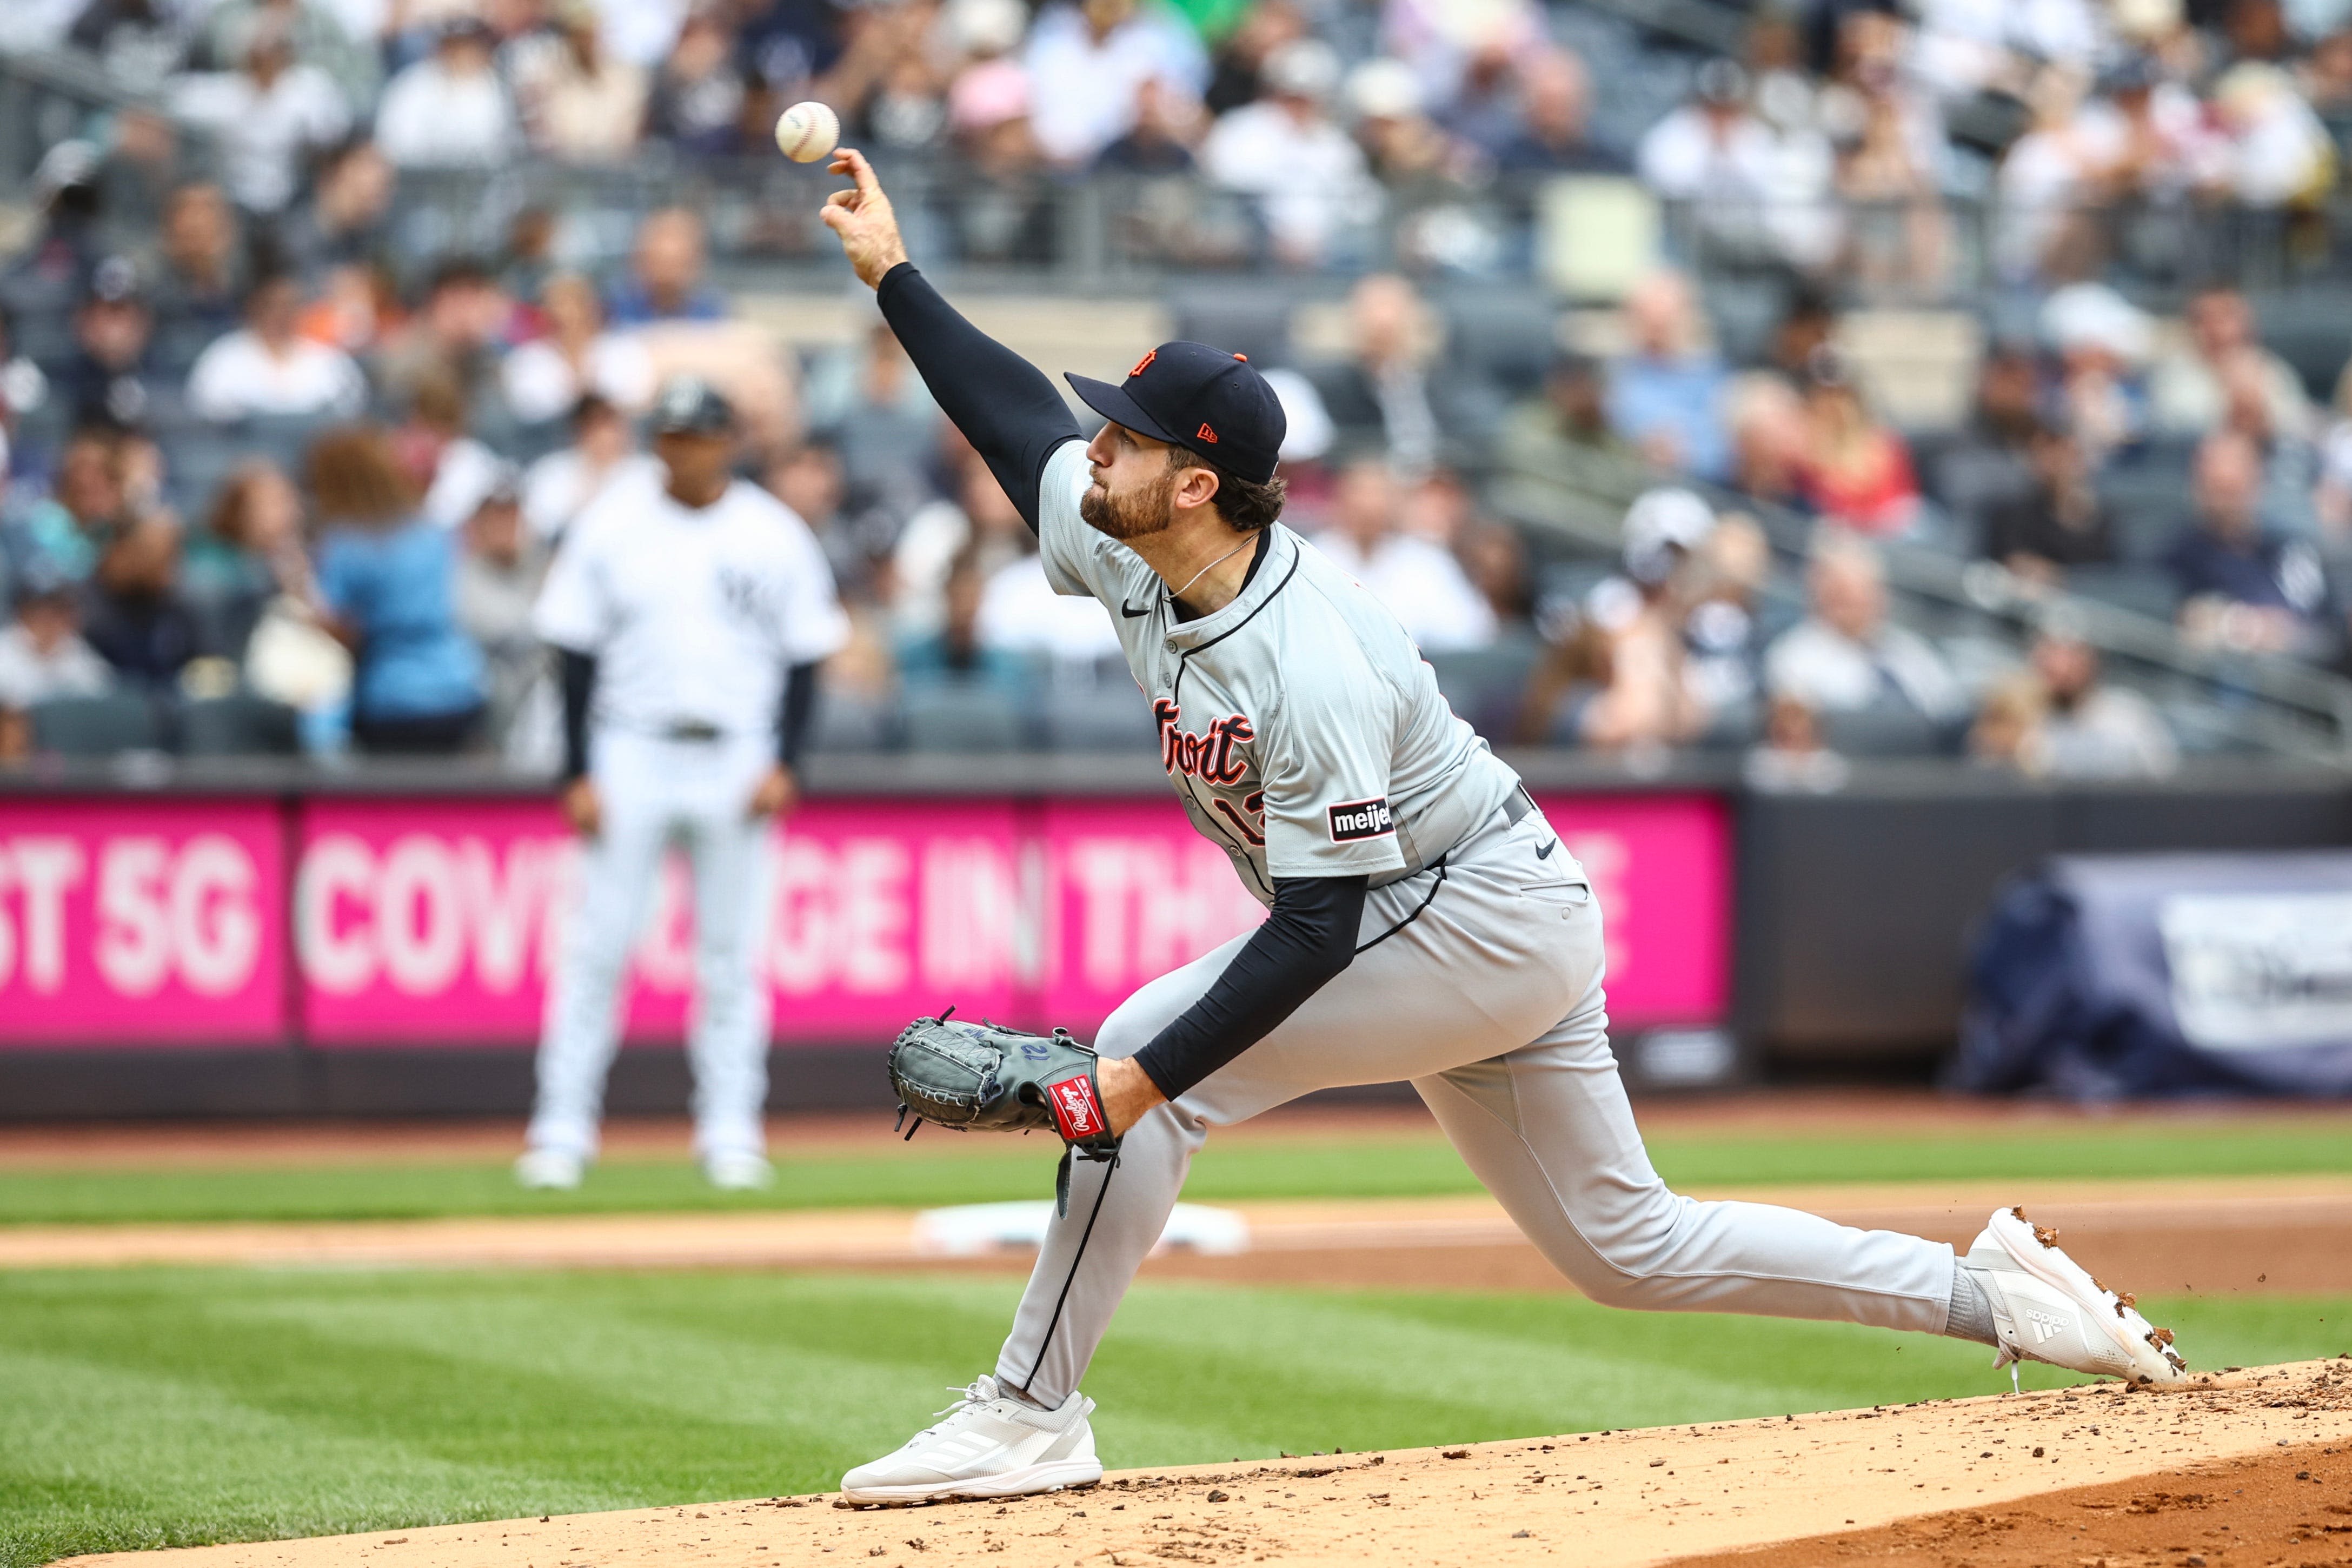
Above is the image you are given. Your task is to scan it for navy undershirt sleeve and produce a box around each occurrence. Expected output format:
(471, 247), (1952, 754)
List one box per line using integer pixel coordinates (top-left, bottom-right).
(874, 262), (1080, 530)
(1130, 873), (1368, 1101)
(557, 646), (595, 781)
(776, 660), (820, 768)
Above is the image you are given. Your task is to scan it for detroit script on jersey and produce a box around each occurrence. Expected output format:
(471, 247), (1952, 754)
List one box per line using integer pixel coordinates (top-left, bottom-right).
(1154, 699), (1269, 849)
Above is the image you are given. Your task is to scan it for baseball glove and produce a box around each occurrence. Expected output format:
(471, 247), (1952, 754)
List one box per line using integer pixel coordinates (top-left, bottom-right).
(887, 1015), (1121, 1213)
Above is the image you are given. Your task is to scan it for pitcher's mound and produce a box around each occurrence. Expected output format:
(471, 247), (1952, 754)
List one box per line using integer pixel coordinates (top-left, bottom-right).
(61, 1361), (2352, 1568)
(1677, 1440), (2352, 1566)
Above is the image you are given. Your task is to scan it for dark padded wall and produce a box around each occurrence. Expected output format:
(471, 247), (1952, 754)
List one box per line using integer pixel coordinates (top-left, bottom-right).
(1738, 767), (2352, 1065)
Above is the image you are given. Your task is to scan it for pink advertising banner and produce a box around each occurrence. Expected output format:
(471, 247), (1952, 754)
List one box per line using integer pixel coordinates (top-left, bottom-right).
(1030, 793), (1732, 1030)
(1039, 799), (1270, 1031)
(295, 797), (1022, 1045)
(1531, 792), (1731, 1026)
(0, 799), (287, 1045)
(1, 788), (1729, 1048)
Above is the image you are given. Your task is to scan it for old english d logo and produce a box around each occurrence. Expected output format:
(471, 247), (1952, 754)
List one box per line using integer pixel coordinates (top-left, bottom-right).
(1129, 349), (1156, 378)
(1048, 1076), (1104, 1140)
(1197, 423), (1219, 443)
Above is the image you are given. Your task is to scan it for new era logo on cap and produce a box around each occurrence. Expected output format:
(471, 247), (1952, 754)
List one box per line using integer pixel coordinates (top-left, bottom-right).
(1197, 423), (1218, 443)
(1326, 797), (1395, 843)
(1047, 1076), (1104, 1140)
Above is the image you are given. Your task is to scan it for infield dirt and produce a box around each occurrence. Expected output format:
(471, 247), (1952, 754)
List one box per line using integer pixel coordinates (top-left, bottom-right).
(58, 1361), (2352, 1568)
(6, 1181), (2349, 1293)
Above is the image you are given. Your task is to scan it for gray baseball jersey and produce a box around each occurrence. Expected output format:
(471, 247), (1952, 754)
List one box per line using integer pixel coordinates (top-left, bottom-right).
(1035, 441), (1521, 901)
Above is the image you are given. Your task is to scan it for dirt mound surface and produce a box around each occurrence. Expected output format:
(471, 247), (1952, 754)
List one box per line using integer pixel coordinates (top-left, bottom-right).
(59, 1362), (2352, 1568)
(1677, 1441), (2352, 1566)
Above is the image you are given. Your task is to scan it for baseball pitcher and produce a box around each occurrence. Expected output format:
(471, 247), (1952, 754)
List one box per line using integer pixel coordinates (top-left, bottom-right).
(518, 377), (849, 1192)
(816, 151), (2186, 1506)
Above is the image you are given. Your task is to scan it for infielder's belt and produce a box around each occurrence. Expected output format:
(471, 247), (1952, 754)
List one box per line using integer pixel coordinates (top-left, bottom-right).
(1501, 786), (1534, 828)
(659, 720), (726, 742)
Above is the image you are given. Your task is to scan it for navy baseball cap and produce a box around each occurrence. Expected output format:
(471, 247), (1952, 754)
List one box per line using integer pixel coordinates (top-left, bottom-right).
(650, 375), (733, 436)
(1066, 342), (1287, 484)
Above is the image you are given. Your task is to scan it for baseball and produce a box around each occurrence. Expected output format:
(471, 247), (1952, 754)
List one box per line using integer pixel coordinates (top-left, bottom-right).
(774, 100), (840, 163)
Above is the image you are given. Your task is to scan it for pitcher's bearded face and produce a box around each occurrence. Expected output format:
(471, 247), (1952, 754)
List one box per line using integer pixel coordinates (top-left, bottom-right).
(1080, 459), (1178, 542)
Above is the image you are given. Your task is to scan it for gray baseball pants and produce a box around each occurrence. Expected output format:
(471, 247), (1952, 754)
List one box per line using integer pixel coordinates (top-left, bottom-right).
(996, 801), (1957, 1406)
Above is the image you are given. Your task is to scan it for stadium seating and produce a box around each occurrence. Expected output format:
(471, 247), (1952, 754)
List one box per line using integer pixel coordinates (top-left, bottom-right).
(1038, 687), (1158, 753)
(1819, 702), (1951, 759)
(1425, 639), (1543, 740)
(901, 683), (1026, 754)
(176, 695), (301, 756)
(30, 694), (170, 755)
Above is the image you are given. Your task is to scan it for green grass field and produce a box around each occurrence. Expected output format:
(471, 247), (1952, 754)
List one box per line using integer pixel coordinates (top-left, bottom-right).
(2, 1267), (2344, 1568)
(5, 1114), (2347, 1567)
(6, 1119), (2351, 1227)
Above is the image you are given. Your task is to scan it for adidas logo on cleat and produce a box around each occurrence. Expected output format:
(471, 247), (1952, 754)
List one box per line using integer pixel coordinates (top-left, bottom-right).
(2027, 1308), (2069, 1345)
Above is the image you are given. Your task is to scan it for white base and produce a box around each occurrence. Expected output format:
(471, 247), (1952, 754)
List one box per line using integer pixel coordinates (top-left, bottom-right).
(913, 1200), (1248, 1257)
(514, 1150), (585, 1190)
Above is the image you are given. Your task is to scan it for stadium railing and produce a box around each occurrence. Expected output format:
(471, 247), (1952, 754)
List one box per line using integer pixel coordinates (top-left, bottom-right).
(0, 45), (222, 194)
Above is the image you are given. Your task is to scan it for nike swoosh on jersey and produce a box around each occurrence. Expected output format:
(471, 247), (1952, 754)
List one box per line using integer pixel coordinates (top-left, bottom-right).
(1535, 838), (1559, 859)
(1120, 600), (1154, 619)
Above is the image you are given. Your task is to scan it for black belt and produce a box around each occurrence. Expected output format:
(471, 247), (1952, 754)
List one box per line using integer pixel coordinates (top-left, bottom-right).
(659, 720), (726, 742)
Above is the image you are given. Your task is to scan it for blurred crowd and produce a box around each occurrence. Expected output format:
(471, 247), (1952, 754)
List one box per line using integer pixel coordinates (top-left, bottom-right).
(3, 0), (2351, 773)
(6, 0), (2348, 276)
(3, 0), (1643, 273)
(0, 241), (1552, 761)
(1498, 257), (2351, 776)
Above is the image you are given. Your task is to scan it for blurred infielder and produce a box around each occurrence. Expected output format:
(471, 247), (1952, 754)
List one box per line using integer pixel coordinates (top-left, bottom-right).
(518, 378), (849, 1192)
(815, 151), (2187, 1506)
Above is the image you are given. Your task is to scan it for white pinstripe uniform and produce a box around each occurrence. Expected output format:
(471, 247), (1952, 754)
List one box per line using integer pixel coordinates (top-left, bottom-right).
(527, 467), (848, 1166)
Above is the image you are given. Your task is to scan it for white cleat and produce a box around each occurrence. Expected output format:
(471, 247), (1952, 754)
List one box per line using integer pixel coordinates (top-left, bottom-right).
(514, 1148), (586, 1190)
(1965, 1206), (2188, 1387)
(702, 1151), (775, 1191)
(840, 1375), (1102, 1506)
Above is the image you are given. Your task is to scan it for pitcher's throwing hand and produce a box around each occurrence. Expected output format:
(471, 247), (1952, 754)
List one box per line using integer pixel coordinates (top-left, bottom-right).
(820, 149), (909, 289)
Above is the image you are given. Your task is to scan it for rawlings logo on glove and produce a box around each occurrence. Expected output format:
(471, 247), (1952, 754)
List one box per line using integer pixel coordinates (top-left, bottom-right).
(886, 1014), (1121, 1213)
(1047, 1076), (1104, 1140)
